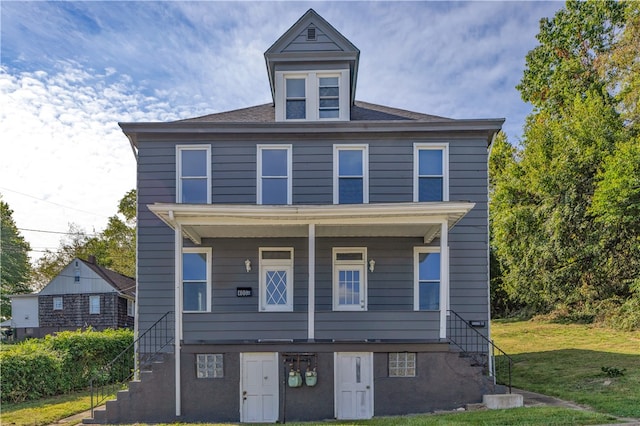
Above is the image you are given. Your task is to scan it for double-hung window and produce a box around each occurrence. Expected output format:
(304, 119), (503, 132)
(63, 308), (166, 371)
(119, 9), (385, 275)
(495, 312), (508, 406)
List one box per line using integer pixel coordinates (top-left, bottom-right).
(414, 247), (441, 311)
(259, 248), (294, 312)
(333, 248), (367, 311)
(286, 78), (306, 120)
(127, 299), (135, 317)
(334, 145), (368, 204)
(177, 145), (211, 204)
(257, 145), (292, 205)
(414, 143), (448, 202)
(182, 248), (212, 313)
(276, 70), (349, 121)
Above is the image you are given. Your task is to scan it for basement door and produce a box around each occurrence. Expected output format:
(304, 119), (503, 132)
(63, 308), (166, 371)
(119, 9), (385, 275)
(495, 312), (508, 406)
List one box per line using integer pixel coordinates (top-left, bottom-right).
(334, 352), (373, 419)
(240, 352), (279, 423)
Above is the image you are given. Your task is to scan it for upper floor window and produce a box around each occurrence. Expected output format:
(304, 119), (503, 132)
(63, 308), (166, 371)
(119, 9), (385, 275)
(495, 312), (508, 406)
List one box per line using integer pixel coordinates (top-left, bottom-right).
(177, 146), (211, 204)
(414, 143), (449, 202)
(414, 247), (440, 311)
(334, 145), (368, 204)
(183, 248), (212, 313)
(257, 145), (292, 205)
(276, 70), (349, 121)
(286, 78), (306, 119)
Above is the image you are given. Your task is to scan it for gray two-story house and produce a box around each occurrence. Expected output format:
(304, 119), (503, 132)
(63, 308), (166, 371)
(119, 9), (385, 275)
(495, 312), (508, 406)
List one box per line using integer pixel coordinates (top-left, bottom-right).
(94, 9), (504, 424)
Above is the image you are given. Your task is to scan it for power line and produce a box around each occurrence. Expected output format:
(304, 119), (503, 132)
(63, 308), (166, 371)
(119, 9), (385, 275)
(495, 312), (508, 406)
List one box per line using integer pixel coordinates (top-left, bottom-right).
(0, 187), (109, 218)
(17, 227), (100, 236)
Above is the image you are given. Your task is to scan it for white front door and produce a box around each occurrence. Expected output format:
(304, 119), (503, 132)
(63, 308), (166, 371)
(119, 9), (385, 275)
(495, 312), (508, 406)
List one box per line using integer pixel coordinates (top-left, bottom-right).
(240, 352), (279, 423)
(335, 352), (373, 420)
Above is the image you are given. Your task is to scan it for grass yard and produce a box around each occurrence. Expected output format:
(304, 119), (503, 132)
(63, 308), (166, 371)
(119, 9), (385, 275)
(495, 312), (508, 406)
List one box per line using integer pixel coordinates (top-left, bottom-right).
(0, 390), (93, 426)
(492, 320), (640, 418)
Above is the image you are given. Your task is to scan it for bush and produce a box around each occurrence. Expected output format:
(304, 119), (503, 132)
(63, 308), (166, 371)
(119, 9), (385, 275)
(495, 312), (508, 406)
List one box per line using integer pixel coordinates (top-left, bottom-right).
(0, 328), (133, 403)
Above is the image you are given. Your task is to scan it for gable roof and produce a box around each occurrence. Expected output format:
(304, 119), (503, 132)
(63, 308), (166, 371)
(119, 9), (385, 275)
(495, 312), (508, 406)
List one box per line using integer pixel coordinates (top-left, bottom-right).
(80, 258), (135, 297)
(264, 9), (360, 104)
(176, 101), (454, 124)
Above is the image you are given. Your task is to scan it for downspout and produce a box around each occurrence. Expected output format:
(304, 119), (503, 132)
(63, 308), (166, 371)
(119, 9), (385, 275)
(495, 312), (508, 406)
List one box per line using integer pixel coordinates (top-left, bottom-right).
(173, 216), (182, 417)
(439, 220), (449, 339)
(308, 224), (316, 341)
(487, 130), (499, 378)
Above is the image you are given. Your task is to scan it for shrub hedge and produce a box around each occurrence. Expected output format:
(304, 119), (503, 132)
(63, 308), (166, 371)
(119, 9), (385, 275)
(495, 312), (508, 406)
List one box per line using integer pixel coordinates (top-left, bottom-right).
(0, 328), (133, 403)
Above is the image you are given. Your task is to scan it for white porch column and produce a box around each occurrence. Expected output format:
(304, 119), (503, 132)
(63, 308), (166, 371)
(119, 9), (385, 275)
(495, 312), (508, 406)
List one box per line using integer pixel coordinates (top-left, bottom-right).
(308, 223), (316, 340)
(439, 220), (449, 339)
(174, 221), (182, 417)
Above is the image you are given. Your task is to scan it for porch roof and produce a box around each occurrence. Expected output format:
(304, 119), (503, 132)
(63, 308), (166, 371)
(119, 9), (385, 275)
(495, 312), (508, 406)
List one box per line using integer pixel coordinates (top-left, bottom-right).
(148, 202), (475, 244)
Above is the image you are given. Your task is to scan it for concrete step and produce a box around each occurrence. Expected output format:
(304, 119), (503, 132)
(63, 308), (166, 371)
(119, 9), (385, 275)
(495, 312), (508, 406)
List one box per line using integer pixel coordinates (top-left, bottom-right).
(483, 393), (524, 409)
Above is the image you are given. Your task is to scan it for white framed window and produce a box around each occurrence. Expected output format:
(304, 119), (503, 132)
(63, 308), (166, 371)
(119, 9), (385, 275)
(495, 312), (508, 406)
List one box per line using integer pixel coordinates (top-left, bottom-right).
(414, 247), (441, 311)
(182, 247), (212, 313)
(333, 144), (368, 204)
(177, 145), (211, 204)
(413, 143), (449, 202)
(285, 77), (306, 119)
(275, 70), (349, 121)
(257, 145), (292, 205)
(89, 295), (101, 314)
(196, 353), (224, 378)
(53, 297), (63, 311)
(259, 248), (294, 312)
(127, 299), (135, 317)
(332, 248), (367, 311)
(389, 352), (416, 377)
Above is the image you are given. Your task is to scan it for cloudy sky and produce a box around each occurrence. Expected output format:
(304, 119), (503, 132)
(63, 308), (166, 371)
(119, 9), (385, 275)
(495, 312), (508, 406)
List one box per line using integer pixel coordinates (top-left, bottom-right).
(1, 1), (563, 262)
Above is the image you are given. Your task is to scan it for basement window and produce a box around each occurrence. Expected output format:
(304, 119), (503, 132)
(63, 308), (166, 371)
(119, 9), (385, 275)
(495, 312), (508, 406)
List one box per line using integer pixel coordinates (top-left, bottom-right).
(389, 352), (416, 377)
(196, 354), (224, 378)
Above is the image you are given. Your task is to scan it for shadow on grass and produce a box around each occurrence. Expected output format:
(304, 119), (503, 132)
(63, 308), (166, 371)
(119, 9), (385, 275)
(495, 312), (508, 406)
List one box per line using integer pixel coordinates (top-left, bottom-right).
(508, 349), (640, 418)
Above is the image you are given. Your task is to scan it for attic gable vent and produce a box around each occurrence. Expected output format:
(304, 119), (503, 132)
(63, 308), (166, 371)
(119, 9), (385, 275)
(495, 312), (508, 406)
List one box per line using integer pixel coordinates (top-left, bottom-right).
(307, 27), (316, 41)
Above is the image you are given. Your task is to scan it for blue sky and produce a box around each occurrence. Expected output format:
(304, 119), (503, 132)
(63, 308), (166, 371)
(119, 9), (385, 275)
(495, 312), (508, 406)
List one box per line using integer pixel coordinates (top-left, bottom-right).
(0, 1), (564, 261)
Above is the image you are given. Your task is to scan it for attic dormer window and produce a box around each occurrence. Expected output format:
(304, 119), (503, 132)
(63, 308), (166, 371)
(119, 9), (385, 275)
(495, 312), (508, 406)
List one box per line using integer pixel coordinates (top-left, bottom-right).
(276, 70), (349, 122)
(307, 27), (316, 41)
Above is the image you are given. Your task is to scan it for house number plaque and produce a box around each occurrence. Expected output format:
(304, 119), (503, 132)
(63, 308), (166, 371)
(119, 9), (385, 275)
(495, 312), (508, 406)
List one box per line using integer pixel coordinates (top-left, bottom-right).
(236, 287), (252, 297)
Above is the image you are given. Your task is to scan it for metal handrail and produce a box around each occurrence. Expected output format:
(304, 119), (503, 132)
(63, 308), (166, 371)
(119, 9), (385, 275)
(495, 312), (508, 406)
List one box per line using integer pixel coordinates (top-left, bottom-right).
(447, 310), (513, 393)
(89, 311), (174, 417)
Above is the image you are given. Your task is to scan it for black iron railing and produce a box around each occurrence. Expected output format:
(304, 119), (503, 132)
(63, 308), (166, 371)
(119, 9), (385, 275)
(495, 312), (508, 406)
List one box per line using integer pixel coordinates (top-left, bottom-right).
(447, 310), (513, 393)
(89, 311), (174, 417)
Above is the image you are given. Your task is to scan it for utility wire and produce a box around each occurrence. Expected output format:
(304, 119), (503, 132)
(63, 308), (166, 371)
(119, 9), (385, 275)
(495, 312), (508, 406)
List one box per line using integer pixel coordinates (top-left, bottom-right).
(0, 187), (109, 218)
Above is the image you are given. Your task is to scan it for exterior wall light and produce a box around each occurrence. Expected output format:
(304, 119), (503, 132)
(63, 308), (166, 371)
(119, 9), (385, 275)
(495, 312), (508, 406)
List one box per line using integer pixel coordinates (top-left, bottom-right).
(369, 259), (376, 272)
(245, 259), (252, 272)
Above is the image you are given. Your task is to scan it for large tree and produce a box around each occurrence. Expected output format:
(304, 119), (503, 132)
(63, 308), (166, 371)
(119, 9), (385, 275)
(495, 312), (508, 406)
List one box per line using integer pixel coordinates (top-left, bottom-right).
(1, 196), (32, 319)
(491, 0), (639, 325)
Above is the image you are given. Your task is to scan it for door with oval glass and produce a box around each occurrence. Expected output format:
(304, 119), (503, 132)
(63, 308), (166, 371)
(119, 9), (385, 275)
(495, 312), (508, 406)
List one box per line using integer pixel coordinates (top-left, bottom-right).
(334, 352), (373, 419)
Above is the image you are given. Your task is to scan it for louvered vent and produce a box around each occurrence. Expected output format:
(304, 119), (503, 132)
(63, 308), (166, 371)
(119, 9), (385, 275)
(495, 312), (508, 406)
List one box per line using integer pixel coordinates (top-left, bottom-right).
(307, 27), (316, 41)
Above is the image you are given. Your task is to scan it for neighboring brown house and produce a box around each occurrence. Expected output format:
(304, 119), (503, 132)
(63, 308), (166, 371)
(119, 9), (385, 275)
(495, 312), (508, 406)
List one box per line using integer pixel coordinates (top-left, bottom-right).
(9, 256), (135, 340)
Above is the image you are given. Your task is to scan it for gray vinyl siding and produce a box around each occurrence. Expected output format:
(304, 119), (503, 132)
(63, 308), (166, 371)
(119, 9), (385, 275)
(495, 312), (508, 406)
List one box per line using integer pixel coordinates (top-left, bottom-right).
(135, 132), (490, 342)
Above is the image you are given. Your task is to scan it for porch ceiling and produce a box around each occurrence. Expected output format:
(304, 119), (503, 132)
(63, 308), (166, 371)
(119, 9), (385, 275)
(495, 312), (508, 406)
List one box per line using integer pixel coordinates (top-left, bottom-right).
(148, 202), (475, 244)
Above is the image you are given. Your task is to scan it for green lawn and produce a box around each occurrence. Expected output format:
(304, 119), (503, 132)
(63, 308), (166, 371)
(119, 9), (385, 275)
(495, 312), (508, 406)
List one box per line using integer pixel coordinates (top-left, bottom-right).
(492, 320), (640, 418)
(1, 390), (93, 426)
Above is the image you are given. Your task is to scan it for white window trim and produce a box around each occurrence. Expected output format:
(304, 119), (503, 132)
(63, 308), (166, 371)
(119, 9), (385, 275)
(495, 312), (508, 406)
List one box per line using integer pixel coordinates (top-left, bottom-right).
(53, 297), (63, 311)
(332, 247), (367, 311)
(89, 295), (100, 315)
(256, 144), (293, 205)
(182, 247), (212, 313)
(413, 246), (447, 312)
(413, 143), (449, 202)
(275, 70), (349, 122)
(127, 299), (135, 317)
(333, 144), (369, 204)
(176, 145), (212, 204)
(259, 247), (294, 312)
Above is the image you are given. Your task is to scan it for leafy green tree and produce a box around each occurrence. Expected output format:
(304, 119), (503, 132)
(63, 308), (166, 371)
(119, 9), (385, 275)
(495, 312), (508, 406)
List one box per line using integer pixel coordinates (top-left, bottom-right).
(1, 196), (32, 319)
(32, 190), (136, 289)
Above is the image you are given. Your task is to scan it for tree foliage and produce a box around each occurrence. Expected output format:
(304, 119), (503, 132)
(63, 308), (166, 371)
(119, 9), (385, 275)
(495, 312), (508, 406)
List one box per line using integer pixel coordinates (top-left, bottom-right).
(1, 196), (32, 320)
(492, 0), (640, 328)
(32, 190), (136, 289)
